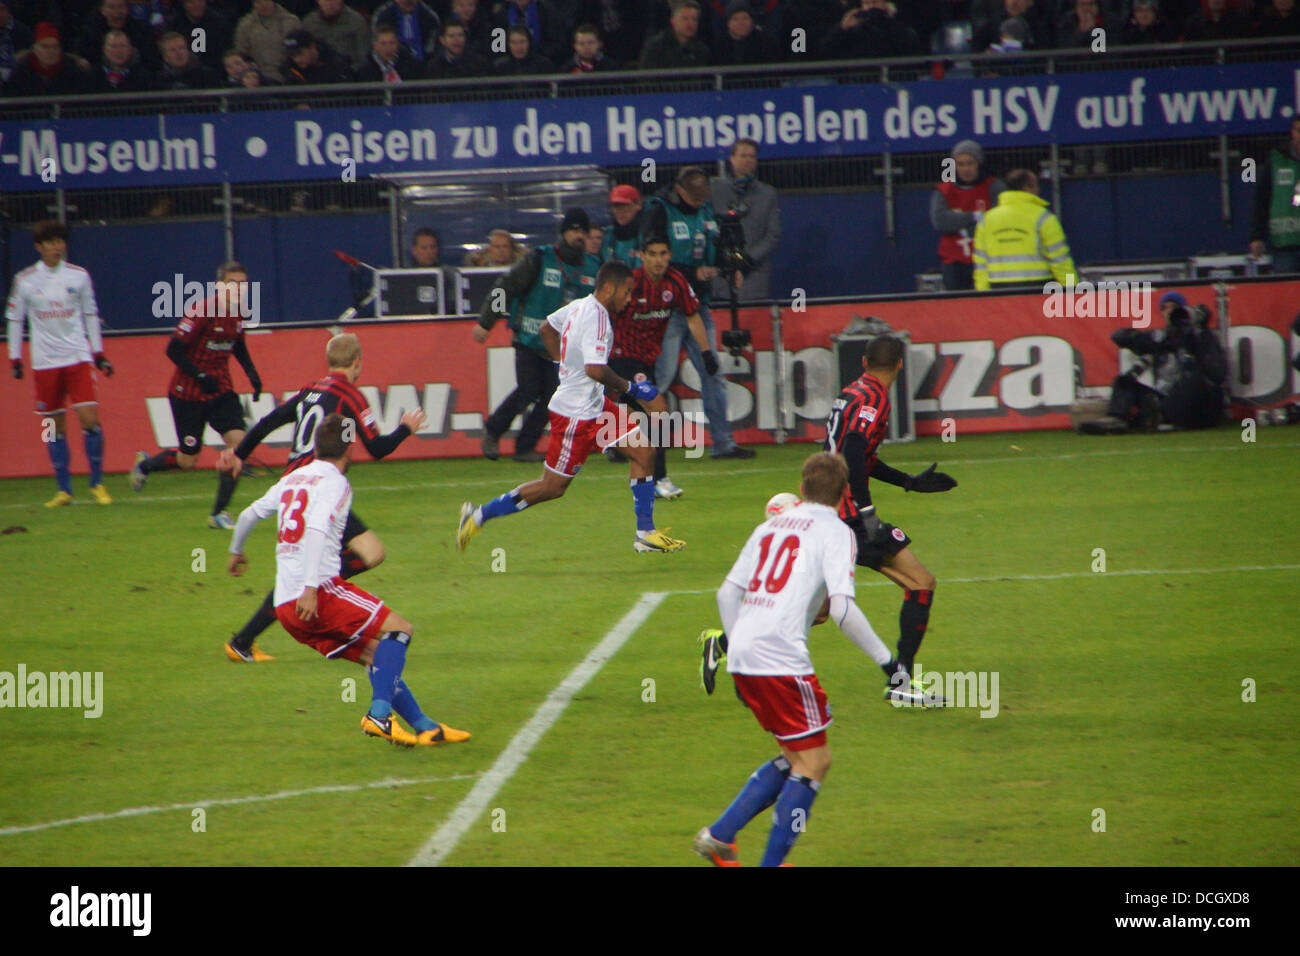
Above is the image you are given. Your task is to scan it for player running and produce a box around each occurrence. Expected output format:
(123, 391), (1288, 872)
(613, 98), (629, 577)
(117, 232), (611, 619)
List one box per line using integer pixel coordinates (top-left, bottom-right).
(608, 234), (721, 500)
(693, 452), (897, 867)
(130, 261), (263, 530)
(228, 413), (468, 747)
(699, 336), (955, 707)
(456, 260), (686, 554)
(6, 220), (114, 507)
(219, 332), (424, 663)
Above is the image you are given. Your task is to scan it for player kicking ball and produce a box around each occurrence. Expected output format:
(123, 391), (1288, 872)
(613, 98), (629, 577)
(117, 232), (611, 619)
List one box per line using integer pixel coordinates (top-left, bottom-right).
(457, 259), (685, 554)
(693, 452), (899, 867)
(228, 413), (469, 747)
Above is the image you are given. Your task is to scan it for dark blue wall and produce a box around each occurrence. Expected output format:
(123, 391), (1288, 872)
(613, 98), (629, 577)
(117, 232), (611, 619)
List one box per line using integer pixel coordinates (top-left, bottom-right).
(2, 174), (1259, 333)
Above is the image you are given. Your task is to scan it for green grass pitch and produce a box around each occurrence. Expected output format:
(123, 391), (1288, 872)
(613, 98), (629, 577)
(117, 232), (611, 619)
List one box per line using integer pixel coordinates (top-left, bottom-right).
(0, 428), (1296, 866)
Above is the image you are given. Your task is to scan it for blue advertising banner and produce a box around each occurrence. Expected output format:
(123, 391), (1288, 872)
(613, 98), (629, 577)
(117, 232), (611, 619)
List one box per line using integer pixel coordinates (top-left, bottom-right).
(1, 62), (1296, 190)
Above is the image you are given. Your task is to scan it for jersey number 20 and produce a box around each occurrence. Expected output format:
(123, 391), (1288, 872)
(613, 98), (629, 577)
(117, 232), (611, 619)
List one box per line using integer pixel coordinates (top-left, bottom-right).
(748, 533), (799, 594)
(278, 489), (309, 543)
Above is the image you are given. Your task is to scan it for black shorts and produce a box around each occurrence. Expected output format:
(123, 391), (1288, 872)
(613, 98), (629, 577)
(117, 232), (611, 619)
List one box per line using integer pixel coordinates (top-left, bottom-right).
(343, 510), (368, 543)
(170, 392), (245, 455)
(846, 513), (911, 570)
(610, 357), (657, 412)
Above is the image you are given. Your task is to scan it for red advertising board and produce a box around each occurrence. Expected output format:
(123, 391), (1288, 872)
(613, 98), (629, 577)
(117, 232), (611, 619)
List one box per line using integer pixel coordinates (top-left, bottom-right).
(3, 281), (1296, 478)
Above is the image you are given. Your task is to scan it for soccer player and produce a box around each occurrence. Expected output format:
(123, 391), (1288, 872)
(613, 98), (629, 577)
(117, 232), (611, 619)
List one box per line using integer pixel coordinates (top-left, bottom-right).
(699, 336), (955, 706)
(457, 259), (685, 554)
(130, 261), (263, 530)
(693, 452), (898, 867)
(6, 220), (114, 508)
(228, 413), (468, 747)
(609, 234), (721, 500)
(220, 332), (425, 663)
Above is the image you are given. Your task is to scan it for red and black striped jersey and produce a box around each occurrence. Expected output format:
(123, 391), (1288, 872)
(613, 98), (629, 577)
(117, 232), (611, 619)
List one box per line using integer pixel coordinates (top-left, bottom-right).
(281, 372), (381, 474)
(611, 265), (699, 364)
(168, 298), (246, 401)
(823, 372), (891, 519)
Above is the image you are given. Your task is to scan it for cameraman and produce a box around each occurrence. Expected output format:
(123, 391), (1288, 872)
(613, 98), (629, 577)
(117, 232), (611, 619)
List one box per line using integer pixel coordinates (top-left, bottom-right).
(643, 166), (755, 459)
(1079, 291), (1227, 434)
(710, 138), (782, 304)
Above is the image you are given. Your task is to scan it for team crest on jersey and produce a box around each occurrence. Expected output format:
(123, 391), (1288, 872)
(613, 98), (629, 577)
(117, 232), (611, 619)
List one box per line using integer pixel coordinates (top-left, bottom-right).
(891, 527), (906, 542)
(671, 222), (690, 240)
(543, 268), (562, 287)
(859, 406), (877, 422)
(662, 289), (674, 303)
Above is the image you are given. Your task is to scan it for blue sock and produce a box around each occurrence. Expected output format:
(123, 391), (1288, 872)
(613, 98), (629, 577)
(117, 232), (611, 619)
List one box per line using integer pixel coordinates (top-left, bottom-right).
(710, 756), (790, 844)
(479, 487), (528, 524)
(392, 678), (438, 734)
(631, 477), (655, 532)
(83, 427), (104, 486)
(48, 435), (72, 494)
(760, 774), (820, 868)
(366, 633), (409, 719)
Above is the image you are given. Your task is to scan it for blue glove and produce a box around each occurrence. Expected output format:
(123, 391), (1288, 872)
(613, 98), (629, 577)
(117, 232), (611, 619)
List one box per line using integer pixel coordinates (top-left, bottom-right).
(626, 379), (659, 403)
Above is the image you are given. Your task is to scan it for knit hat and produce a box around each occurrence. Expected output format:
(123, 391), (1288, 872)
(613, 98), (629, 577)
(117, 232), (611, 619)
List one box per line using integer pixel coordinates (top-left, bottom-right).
(951, 139), (984, 164)
(34, 22), (60, 43)
(283, 29), (315, 52)
(1159, 290), (1187, 309)
(725, 0), (754, 17)
(560, 208), (591, 233)
(1000, 16), (1029, 43)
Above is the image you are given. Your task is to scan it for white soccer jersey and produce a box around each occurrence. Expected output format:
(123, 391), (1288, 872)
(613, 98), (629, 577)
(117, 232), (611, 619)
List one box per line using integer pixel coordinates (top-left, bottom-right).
(231, 459), (352, 606)
(546, 294), (611, 420)
(723, 502), (858, 676)
(5, 260), (103, 370)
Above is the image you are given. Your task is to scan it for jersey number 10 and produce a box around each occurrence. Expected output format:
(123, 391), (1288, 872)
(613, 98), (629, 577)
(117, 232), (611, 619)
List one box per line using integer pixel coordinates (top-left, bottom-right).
(748, 534), (799, 594)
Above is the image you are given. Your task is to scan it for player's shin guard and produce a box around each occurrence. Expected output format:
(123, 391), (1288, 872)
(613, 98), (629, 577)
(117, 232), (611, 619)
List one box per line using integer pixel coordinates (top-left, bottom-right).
(898, 589), (933, 677)
(760, 773), (820, 868)
(710, 756), (791, 844)
(213, 472), (237, 516)
(631, 476), (655, 532)
(392, 678), (438, 734)
(48, 434), (72, 494)
(231, 589), (277, 652)
(366, 631), (410, 720)
(83, 427), (104, 487)
(479, 487), (527, 524)
(142, 449), (180, 473)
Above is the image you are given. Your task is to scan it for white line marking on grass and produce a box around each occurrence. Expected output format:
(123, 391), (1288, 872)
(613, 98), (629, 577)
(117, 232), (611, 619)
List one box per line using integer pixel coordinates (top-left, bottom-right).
(5, 440), (1295, 511)
(670, 564), (1300, 595)
(406, 591), (667, 867)
(0, 774), (480, 837)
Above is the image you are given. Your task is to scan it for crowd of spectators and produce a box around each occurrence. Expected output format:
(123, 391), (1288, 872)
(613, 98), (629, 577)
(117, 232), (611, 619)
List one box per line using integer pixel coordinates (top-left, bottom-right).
(2, 0), (1296, 96)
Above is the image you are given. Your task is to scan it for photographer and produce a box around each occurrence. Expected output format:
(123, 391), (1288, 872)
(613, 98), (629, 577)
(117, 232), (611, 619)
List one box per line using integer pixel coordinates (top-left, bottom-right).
(1079, 292), (1227, 434)
(710, 138), (782, 304)
(643, 166), (755, 459)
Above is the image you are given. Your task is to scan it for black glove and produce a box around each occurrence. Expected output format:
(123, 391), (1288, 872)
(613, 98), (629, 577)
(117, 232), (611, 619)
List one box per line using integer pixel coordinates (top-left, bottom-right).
(250, 377), (262, 401)
(906, 463), (957, 493)
(94, 353), (113, 377)
(702, 350), (720, 377)
(11, 360), (21, 380)
(197, 373), (221, 395)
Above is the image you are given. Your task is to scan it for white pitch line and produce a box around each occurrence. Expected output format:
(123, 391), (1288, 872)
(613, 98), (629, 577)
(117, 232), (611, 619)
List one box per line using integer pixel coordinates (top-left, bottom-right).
(0, 773), (480, 837)
(668, 563), (1300, 596)
(3, 439), (1296, 511)
(406, 591), (667, 867)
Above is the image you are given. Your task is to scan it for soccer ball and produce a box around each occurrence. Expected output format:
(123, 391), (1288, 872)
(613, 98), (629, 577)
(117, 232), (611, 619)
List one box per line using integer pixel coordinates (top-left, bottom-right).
(765, 492), (801, 518)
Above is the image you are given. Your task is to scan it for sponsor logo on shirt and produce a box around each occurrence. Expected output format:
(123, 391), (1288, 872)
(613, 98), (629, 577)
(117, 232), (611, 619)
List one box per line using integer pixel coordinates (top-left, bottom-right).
(671, 222), (690, 240)
(859, 406), (877, 422)
(543, 268), (562, 288)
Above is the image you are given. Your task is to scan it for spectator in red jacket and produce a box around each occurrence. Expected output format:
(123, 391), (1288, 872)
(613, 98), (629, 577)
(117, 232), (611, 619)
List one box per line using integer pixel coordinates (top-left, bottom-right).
(4, 22), (92, 96)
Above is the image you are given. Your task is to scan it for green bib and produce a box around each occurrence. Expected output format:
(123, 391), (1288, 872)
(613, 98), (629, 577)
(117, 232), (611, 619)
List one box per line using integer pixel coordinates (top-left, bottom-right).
(1268, 150), (1300, 249)
(512, 246), (600, 351)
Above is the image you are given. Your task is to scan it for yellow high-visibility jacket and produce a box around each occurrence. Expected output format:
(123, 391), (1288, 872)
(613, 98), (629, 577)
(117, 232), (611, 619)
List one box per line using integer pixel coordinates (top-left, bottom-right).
(972, 190), (1075, 290)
